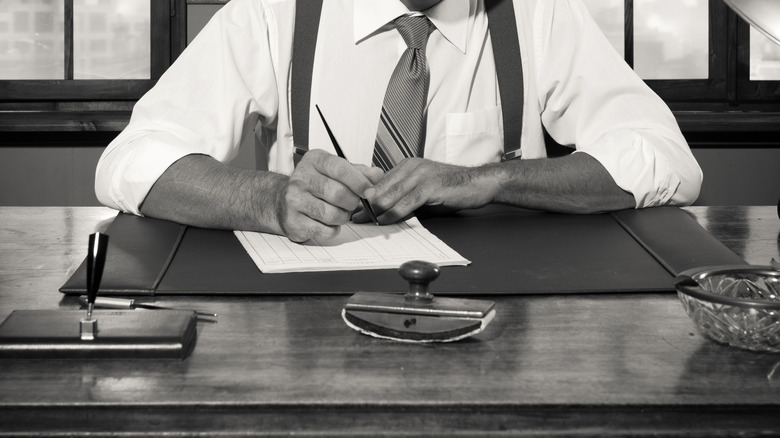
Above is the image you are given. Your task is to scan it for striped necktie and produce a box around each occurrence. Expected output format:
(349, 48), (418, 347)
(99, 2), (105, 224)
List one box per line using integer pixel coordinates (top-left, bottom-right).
(372, 15), (432, 171)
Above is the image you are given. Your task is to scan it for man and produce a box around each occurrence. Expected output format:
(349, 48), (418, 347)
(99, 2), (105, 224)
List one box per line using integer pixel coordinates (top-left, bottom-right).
(95, 0), (702, 243)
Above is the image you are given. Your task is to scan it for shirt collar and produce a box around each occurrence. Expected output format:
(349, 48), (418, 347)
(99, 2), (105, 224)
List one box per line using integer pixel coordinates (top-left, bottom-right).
(353, 1), (470, 54)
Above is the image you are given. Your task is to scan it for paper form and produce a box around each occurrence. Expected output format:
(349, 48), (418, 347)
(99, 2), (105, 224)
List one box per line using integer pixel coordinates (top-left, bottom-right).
(234, 218), (470, 273)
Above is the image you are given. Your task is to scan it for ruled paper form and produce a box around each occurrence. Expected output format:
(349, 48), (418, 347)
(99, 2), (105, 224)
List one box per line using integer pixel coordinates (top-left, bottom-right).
(234, 218), (470, 273)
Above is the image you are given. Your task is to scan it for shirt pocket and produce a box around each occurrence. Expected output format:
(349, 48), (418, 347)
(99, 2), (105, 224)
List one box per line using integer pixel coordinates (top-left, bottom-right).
(445, 105), (503, 166)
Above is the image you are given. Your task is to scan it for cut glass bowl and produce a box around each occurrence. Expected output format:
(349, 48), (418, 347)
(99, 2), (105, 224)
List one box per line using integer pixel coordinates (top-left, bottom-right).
(676, 265), (780, 353)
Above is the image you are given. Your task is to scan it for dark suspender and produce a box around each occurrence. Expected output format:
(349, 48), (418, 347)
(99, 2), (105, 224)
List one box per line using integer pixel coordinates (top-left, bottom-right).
(291, 1), (324, 165)
(291, 0), (523, 163)
(484, 0), (524, 161)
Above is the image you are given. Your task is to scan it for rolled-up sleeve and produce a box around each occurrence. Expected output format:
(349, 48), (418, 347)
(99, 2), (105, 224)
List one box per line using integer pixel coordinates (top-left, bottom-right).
(534, 0), (702, 207)
(95, 0), (281, 215)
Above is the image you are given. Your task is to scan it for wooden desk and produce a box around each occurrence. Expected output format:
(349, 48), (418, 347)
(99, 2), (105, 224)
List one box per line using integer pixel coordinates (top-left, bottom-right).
(1, 206), (779, 436)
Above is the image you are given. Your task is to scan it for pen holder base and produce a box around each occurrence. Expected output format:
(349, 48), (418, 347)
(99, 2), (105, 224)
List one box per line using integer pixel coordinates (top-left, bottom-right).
(0, 309), (197, 359)
(79, 317), (97, 341)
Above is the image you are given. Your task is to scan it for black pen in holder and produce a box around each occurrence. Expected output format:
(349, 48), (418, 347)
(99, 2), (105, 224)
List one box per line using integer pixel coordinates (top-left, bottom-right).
(0, 229), (198, 359)
(80, 232), (109, 341)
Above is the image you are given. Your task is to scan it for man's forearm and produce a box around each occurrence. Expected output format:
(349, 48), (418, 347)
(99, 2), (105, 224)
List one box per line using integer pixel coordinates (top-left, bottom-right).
(364, 152), (636, 224)
(142, 152), (634, 236)
(140, 154), (287, 234)
(484, 152), (635, 213)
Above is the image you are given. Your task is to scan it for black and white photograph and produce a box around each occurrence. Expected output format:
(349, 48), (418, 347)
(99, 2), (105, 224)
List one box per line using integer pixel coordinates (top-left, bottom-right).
(1, 0), (779, 435)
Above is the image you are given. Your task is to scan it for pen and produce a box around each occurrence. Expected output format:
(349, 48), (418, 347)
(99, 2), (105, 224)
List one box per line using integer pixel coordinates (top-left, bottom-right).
(78, 296), (218, 318)
(85, 232), (109, 320)
(315, 104), (380, 226)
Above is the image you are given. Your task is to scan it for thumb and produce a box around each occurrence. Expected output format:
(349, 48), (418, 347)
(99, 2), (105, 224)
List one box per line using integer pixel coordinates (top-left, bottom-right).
(355, 164), (385, 185)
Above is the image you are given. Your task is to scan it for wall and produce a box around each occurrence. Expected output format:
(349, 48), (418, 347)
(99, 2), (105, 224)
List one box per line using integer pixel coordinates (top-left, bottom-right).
(0, 145), (103, 206)
(692, 148), (779, 205)
(0, 134), (256, 206)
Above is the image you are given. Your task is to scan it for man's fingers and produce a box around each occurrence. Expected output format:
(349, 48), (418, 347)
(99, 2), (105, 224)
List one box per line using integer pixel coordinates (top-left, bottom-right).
(356, 164), (385, 185)
(368, 159), (428, 219)
(291, 169), (361, 212)
(351, 209), (370, 224)
(285, 218), (341, 243)
(285, 150), (386, 234)
(304, 149), (376, 198)
(284, 183), (352, 226)
(366, 158), (483, 224)
(280, 189), (345, 243)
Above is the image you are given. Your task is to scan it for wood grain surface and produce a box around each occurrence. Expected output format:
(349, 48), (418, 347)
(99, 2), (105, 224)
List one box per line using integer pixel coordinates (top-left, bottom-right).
(1, 206), (778, 436)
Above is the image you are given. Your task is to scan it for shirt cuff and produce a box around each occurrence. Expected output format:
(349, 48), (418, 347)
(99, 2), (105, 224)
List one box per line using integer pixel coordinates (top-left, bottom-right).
(97, 133), (198, 216)
(578, 130), (700, 208)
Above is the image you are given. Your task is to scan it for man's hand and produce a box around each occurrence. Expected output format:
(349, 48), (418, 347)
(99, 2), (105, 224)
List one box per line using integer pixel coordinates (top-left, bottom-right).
(355, 157), (498, 224)
(140, 152), (382, 241)
(277, 149), (383, 242)
(354, 153), (635, 224)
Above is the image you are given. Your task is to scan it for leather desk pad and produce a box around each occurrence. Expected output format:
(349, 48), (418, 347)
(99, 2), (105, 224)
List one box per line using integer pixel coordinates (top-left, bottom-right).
(61, 206), (745, 296)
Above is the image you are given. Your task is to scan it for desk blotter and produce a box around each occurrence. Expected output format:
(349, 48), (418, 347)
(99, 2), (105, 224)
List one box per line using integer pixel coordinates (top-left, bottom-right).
(59, 206), (745, 296)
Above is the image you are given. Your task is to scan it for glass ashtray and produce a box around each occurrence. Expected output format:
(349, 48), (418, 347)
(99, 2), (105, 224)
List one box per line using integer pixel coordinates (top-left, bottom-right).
(676, 265), (780, 353)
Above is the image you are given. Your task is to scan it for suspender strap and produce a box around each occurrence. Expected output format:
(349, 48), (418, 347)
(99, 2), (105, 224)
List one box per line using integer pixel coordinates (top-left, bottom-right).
(291, 0), (323, 165)
(291, 0), (524, 162)
(485, 0), (524, 161)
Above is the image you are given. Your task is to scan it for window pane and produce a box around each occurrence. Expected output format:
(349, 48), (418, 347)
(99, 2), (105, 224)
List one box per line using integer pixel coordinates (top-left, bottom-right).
(634, 0), (708, 79)
(0, 0), (65, 79)
(750, 27), (780, 80)
(581, 0), (624, 57)
(73, 0), (150, 79)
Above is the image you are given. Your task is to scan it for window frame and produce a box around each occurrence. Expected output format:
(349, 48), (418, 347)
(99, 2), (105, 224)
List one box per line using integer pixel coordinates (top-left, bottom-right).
(735, 18), (780, 103)
(638, 0), (733, 104)
(1, 0), (779, 134)
(0, 0), (173, 102)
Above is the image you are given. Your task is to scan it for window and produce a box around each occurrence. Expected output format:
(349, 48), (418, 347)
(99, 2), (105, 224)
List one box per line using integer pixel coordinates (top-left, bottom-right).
(737, 17), (780, 103)
(750, 27), (780, 81)
(0, 0), (173, 105)
(582, 0), (731, 104)
(1, 0), (778, 132)
(73, 0), (151, 80)
(633, 0), (709, 80)
(581, 0), (780, 137)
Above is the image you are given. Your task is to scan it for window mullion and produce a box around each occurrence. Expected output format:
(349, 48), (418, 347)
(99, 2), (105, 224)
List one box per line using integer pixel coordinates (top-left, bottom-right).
(725, 1), (738, 103)
(150, 0), (173, 78)
(64, 0), (74, 80)
(624, 0), (633, 68)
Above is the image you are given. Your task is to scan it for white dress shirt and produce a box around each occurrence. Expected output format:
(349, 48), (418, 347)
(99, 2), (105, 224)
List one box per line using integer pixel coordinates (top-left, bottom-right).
(95, 0), (702, 215)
